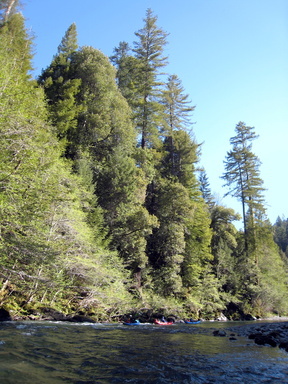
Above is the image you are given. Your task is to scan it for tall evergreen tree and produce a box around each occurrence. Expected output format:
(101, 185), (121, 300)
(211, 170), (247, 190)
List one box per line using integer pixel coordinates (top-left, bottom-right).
(222, 122), (266, 249)
(198, 169), (215, 211)
(42, 44), (158, 287)
(160, 75), (196, 178)
(146, 178), (191, 296)
(110, 41), (130, 67)
(273, 216), (288, 257)
(57, 22), (78, 56)
(221, 123), (288, 316)
(38, 23), (81, 143)
(132, 8), (168, 148)
(110, 41), (141, 105)
(147, 128), (213, 302)
(210, 205), (240, 294)
(161, 74), (195, 136)
(69, 46), (136, 158)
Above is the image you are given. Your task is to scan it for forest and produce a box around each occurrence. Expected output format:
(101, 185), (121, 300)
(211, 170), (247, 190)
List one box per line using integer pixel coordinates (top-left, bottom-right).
(1, 1), (288, 322)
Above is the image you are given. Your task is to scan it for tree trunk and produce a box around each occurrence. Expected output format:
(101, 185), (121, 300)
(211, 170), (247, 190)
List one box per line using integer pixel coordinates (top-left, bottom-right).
(4, 0), (17, 21)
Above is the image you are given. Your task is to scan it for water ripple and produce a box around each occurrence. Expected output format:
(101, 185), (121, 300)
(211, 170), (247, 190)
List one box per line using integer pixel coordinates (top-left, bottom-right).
(0, 321), (288, 383)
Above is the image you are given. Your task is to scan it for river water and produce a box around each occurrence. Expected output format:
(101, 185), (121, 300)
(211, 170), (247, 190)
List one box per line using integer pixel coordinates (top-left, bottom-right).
(0, 320), (288, 383)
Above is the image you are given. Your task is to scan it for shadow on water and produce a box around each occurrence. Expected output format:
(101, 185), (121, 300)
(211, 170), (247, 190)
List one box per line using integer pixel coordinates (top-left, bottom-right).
(0, 321), (288, 383)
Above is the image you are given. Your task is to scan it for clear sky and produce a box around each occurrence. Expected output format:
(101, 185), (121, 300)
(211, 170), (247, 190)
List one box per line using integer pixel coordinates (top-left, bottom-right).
(23, 0), (288, 226)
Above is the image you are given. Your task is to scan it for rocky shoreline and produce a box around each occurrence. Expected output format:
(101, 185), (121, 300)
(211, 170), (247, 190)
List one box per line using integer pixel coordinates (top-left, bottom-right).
(0, 307), (96, 323)
(224, 320), (288, 352)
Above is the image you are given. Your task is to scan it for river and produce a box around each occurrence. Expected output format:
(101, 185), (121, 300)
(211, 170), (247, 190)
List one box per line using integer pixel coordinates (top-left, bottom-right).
(0, 320), (288, 383)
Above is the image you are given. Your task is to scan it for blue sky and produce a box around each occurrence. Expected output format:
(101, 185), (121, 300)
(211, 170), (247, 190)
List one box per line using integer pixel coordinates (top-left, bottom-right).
(23, 0), (288, 226)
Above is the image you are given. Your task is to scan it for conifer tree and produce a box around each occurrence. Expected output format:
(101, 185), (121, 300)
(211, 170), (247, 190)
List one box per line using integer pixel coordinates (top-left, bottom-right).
(235, 224), (288, 316)
(0, 11), (32, 75)
(161, 131), (213, 310)
(0, 12), (86, 301)
(110, 41), (130, 67)
(160, 75), (196, 178)
(147, 128), (213, 300)
(161, 130), (199, 189)
(146, 179), (191, 296)
(210, 205), (240, 295)
(181, 198), (213, 293)
(57, 22), (78, 56)
(68, 46), (136, 158)
(0, 0), (20, 22)
(0, 14), (132, 316)
(221, 123), (288, 316)
(38, 23), (81, 144)
(132, 8), (168, 148)
(198, 169), (215, 211)
(222, 122), (266, 250)
(110, 41), (141, 105)
(46, 45), (158, 287)
(273, 216), (288, 257)
(162, 74), (195, 135)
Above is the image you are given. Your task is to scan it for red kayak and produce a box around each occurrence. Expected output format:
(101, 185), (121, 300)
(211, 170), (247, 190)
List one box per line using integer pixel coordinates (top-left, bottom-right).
(154, 319), (174, 325)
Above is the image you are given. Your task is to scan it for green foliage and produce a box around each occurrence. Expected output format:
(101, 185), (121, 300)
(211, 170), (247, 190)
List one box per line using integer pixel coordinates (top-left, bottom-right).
(239, 226), (288, 316)
(147, 179), (191, 295)
(161, 74), (195, 136)
(273, 216), (288, 257)
(198, 169), (215, 211)
(69, 46), (136, 158)
(0, 11), (133, 318)
(68, 47), (158, 284)
(132, 8), (169, 148)
(0, 12), (32, 75)
(0, 0), (21, 23)
(38, 24), (81, 142)
(97, 151), (158, 273)
(110, 42), (141, 106)
(197, 268), (224, 318)
(222, 122), (266, 237)
(57, 22), (78, 56)
(210, 206), (240, 296)
(161, 130), (200, 188)
(1, 6), (287, 321)
(181, 199), (213, 289)
(220, 122), (288, 316)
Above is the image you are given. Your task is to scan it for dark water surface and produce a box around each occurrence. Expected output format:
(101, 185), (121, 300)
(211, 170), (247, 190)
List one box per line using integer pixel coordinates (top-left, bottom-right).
(0, 320), (288, 383)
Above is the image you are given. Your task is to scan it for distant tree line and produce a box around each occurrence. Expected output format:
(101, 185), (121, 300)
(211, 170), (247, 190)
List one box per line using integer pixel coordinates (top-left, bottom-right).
(0, 2), (287, 320)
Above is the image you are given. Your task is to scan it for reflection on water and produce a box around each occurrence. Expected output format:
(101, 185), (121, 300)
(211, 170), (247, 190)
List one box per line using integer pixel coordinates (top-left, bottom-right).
(0, 321), (287, 383)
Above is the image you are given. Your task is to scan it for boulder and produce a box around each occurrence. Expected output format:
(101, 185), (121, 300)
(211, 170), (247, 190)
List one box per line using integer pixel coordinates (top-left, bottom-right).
(217, 313), (228, 321)
(213, 329), (226, 337)
(228, 321), (288, 351)
(279, 342), (288, 352)
(66, 314), (95, 323)
(40, 307), (67, 321)
(0, 308), (11, 321)
(254, 335), (277, 347)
